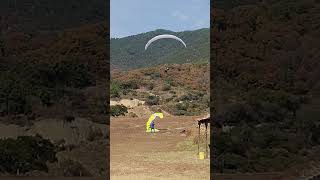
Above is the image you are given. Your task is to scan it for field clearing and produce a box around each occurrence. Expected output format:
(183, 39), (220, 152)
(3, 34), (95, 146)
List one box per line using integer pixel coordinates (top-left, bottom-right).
(110, 116), (210, 180)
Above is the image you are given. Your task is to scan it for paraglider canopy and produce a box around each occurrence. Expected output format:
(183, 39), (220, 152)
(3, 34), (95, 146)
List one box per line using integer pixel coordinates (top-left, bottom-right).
(145, 34), (187, 50)
(146, 112), (163, 133)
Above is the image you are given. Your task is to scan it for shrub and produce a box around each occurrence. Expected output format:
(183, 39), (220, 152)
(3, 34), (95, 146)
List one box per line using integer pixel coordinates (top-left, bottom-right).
(53, 60), (93, 88)
(176, 102), (189, 111)
(174, 110), (188, 116)
(164, 78), (175, 86)
(147, 83), (154, 90)
(162, 83), (171, 91)
(145, 95), (160, 106)
(179, 91), (204, 102)
(87, 126), (103, 141)
(110, 105), (128, 116)
(110, 81), (121, 98)
(110, 80), (139, 97)
(150, 72), (161, 79)
(223, 153), (247, 170)
(39, 89), (52, 107)
(60, 159), (91, 177)
(0, 134), (57, 175)
(120, 80), (139, 90)
(128, 112), (138, 118)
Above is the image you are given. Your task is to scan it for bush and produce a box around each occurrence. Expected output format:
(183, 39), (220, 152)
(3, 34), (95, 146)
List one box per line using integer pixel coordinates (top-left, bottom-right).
(128, 112), (138, 118)
(120, 80), (139, 90)
(222, 103), (259, 125)
(176, 102), (189, 111)
(60, 159), (91, 177)
(223, 153), (247, 170)
(145, 95), (160, 106)
(0, 73), (32, 115)
(162, 83), (171, 91)
(147, 83), (154, 90)
(179, 91), (204, 102)
(87, 126), (103, 141)
(53, 60), (93, 88)
(0, 134), (57, 175)
(174, 110), (188, 116)
(150, 72), (161, 79)
(110, 105), (128, 116)
(38, 89), (52, 107)
(164, 78), (175, 86)
(110, 80), (139, 98)
(110, 81), (121, 98)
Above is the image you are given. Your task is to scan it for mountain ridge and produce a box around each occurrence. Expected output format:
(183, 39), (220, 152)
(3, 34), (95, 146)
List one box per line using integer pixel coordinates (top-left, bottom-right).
(111, 28), (210, 70)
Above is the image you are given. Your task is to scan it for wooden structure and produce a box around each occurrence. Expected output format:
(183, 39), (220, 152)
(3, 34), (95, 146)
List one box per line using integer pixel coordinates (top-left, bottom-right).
(197, 116), (210, 158)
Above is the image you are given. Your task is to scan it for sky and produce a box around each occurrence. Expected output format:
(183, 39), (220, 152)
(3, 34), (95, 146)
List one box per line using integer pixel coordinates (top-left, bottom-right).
(111, 0), (210, 38)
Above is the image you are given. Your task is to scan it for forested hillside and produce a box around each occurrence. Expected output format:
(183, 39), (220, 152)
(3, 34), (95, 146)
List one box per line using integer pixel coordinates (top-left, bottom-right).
(211, 0), (320, 174)
(0, 0), (107, 32)
(0, 23), (108, 124)
(111, 28), (209, 70)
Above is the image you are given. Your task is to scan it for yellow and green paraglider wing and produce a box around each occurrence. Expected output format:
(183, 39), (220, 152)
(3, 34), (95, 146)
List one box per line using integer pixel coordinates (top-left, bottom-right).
(146, 112), (163, 132)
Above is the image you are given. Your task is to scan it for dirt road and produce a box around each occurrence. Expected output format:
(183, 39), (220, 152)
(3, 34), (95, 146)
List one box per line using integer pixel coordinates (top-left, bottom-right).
(110, 116), (210, 180)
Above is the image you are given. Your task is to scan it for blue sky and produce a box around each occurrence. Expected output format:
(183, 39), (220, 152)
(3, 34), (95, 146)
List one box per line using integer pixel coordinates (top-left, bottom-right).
(111, 0), (210, 38)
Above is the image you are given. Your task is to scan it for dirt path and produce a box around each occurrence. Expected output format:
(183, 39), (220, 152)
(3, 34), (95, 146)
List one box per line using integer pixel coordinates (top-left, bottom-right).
(110, 116), (210, 180)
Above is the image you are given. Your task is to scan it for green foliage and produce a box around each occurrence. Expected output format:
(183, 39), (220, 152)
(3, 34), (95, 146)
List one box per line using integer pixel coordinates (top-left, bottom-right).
(215, 0), (260, 9)
(174, 103), (189, 115)
(110, 81), (121, 98)
(0, 134), (57, 175)
(52, 60), (93, 88)
(110, 105), (128, 117)
(120, 80), (139, 90)
(0, 58), (96, 116)
(147, 83), (154, 90)
(0, 71), (32, 115)
(162, 83), (171, 91)
(150, 72), (161, 79)
(110, 80), (139, 98)
(38, 89), (52, 107)
(111, 29), (209, 70)
(60, 159), (92, 177)
(164, 78), (176, 86)
(212, 85), (315, 173)
(0, 0), (107, 31)
(87, 127), (103, 142)
(179, 91), (204, 102)
(145, 95), (160, 106)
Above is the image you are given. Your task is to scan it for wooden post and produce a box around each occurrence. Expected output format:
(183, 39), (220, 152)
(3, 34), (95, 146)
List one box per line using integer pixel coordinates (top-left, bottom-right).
(205, 122), (208, 159)
(198, 123), (200, 155)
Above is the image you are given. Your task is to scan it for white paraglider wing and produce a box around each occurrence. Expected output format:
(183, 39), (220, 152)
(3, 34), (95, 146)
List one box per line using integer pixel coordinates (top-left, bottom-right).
(145, 34), (187, 50)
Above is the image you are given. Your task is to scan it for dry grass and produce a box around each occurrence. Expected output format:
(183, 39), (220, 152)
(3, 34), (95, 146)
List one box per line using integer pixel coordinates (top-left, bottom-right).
(193, 133), (210, 145)
(111, 151), (210, 180)
(111, 175), (209, 180)
(176, 138), (198, 151)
